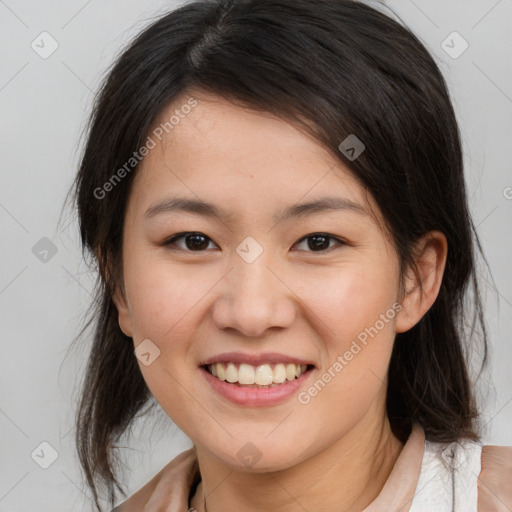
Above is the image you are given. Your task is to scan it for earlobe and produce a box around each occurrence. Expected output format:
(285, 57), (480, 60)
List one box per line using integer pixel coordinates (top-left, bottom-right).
(112, 286), (133, 338)
(395, 231), (448, 334)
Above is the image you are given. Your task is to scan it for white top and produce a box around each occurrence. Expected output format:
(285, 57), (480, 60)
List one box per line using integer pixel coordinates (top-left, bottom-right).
(409, 436), (483, 511)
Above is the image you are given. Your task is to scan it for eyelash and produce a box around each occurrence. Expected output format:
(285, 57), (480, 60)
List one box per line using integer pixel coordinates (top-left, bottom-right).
(162, 232), (347, 253)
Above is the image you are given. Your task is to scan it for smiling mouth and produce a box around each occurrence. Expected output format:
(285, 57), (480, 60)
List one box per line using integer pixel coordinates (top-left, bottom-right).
(203, 362), (315, 388)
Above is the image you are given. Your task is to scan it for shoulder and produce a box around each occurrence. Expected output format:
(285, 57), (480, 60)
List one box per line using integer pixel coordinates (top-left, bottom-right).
(111, 447), (199, 512)
(478, 444), (512, 510)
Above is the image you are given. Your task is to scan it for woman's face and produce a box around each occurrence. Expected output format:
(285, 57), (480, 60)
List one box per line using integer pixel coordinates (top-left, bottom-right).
(115, 90), (406, 471)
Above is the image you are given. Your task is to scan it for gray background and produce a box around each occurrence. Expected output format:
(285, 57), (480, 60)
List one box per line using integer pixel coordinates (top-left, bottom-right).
(0, 0), (511, 510)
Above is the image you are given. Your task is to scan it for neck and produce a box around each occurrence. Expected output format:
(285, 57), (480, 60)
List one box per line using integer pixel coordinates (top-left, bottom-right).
(191, 407), (404, 512)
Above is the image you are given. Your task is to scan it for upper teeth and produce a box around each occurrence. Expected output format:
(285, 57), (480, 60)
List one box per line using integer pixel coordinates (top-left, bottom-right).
(208, 362), (308, 385)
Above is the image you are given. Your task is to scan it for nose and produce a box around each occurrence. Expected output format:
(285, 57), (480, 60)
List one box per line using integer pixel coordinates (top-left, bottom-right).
(211, 249), (297, 338)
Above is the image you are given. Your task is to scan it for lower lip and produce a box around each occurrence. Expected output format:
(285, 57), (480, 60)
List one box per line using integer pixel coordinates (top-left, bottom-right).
(199, 366), (314, 407)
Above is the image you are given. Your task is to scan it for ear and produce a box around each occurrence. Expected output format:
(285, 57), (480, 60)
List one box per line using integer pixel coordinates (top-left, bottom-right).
(112, 284), (134, 338)
(97, 246), (133, 338)
(395, 230), (448, 333)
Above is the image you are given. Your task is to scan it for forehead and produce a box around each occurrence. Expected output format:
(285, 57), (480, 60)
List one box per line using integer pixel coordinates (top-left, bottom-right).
(129, 91), (381, 226)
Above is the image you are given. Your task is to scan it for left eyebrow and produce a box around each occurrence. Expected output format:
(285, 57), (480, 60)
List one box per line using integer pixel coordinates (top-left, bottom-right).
(273, 195), (369, 223)
(143, 195), (369, 223)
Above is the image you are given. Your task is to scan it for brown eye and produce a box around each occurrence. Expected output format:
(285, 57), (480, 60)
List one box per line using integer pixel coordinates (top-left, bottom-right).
(164, 232), (217, 251)
(292, 233), (345, 252)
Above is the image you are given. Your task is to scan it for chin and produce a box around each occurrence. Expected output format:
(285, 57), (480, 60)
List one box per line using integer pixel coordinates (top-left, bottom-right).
(203, 438), (308, 473)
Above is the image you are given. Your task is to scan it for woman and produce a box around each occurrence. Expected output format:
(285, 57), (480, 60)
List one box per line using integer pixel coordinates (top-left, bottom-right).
(67, 0), (512, 510)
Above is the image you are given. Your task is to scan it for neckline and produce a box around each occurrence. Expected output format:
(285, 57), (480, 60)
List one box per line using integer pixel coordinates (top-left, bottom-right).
(361, 422), (425, 511)
(190, 422), (426, 512)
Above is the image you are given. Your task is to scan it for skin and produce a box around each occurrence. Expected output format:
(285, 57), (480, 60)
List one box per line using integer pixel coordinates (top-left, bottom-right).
(113, 90), (448, 512)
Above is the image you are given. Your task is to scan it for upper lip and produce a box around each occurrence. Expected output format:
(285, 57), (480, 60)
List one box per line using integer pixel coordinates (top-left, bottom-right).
(199, 352), (316, 367)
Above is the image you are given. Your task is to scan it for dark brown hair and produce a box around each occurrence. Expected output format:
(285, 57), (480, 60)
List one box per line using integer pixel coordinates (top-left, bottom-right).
(61, 0), (491, 509)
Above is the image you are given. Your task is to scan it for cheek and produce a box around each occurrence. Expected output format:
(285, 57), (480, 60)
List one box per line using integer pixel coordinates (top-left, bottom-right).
(296, 260), (399, 410)
(298, 257), (399, 343)
(122, 255), (208, 418)
(123, 250), (210, 343)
